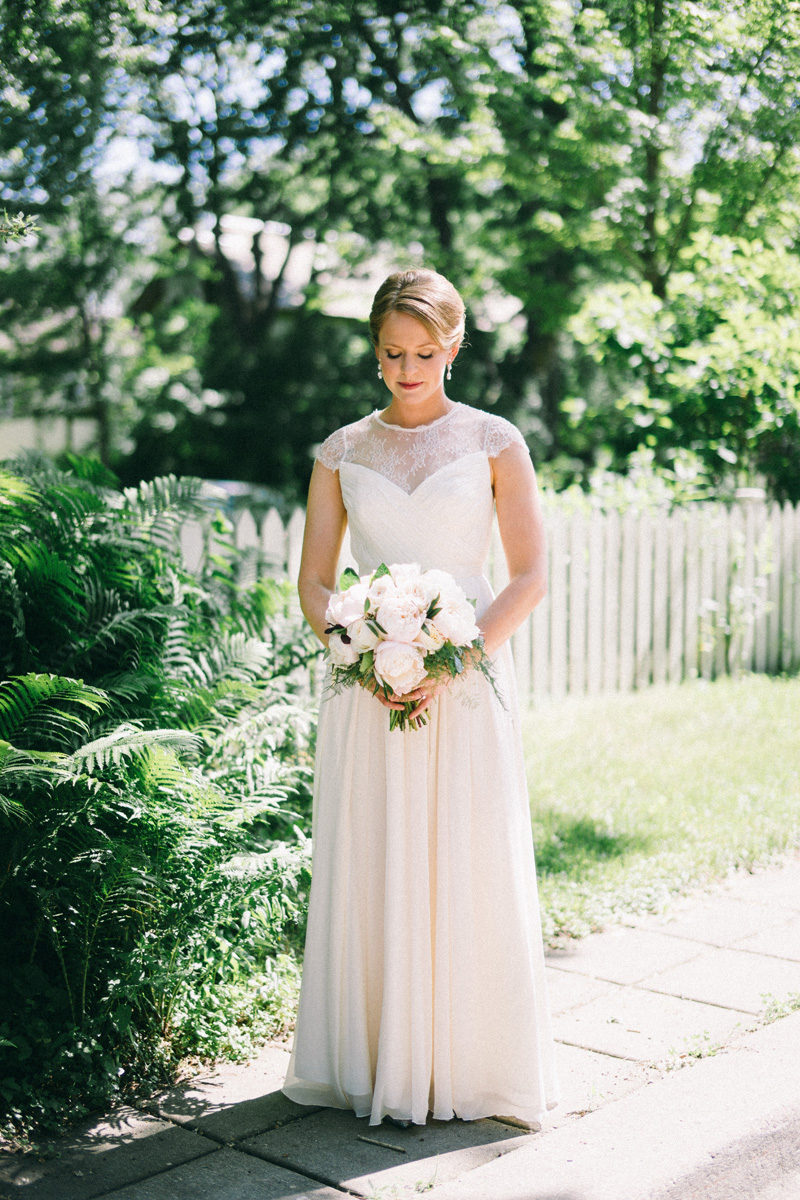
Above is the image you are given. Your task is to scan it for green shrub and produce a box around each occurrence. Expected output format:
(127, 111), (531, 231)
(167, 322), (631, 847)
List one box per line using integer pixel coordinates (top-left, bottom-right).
(0, 455), (319, 1144)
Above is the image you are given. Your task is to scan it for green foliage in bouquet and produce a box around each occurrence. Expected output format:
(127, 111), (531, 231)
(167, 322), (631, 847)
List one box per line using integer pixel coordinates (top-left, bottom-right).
(0, 454), (320, 1145)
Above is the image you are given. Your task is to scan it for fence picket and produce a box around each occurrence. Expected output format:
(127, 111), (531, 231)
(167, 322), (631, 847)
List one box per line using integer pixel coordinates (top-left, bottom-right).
(549, 510), (568, 699)
(635, 513), (653, 689)
(603, 510), (621, 691)
(183, 498), (800, 702)
(569, 513), (588, 695)
(668, 513), (685, 683)
(651, 511), (668, 685)
(713, 507), (729, 680)
(766, 503), (782, 673)
(586, 511), (604, 694)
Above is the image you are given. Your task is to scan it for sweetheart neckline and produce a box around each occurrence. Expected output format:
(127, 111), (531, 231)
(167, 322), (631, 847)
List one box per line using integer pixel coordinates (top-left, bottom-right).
(338, 451), (489, 498)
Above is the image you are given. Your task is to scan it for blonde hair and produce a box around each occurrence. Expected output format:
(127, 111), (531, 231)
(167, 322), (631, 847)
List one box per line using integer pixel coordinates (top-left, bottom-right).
(369, 269), (466, 351)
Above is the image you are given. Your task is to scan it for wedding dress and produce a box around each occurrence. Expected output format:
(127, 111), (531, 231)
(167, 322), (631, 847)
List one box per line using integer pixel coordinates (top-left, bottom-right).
(282, 402), (559, 1127)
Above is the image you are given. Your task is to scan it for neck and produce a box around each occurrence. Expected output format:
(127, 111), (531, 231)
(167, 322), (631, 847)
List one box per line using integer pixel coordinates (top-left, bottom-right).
(380, 392), (454, 429)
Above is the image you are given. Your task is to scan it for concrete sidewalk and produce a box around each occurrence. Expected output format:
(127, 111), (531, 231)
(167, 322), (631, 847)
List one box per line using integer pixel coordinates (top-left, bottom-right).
(3, 852), (800, 1200)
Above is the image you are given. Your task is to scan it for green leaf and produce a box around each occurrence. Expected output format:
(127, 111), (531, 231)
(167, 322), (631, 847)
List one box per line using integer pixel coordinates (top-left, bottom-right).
(372, 563), (390, 580)
(338, 568), (360, 591)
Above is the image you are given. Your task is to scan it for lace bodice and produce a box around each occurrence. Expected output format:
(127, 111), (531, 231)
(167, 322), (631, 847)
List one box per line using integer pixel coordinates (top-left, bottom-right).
(315, 402), (526, 494)
(315, 403), (528, 588)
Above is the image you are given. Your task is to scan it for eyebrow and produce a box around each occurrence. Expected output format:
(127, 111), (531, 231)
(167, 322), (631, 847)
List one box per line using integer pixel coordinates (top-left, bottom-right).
(382, 341), (438, 350)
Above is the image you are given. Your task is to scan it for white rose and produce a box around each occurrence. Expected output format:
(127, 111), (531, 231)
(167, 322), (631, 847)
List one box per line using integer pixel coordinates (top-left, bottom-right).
(431, 598), (481, 646)
(414, 623), (446, 654)
(326, 583), (370, 629)
(376, 594), (426, 643)
(328, 630), (360, 666)
(347, 616), (380, 653)
(373, 640), (427, 696)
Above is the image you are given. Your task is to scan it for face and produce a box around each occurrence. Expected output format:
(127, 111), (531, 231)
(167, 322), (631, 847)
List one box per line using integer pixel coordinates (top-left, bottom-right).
(375, 311), (455, 409)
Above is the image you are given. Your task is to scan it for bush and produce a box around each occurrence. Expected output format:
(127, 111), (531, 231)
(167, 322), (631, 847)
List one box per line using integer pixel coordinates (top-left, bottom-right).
(0, 454), (319, 1144)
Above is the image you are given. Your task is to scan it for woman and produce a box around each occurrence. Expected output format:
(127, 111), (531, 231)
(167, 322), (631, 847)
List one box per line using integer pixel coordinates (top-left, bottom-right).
(282, 268), (559, 1129)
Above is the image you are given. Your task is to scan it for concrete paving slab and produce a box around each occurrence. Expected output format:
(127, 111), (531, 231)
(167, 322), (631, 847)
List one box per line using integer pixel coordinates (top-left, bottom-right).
(152, 1043), (317, 1142)
(551, 980), (748, 1061)
(97, 1147), (349, 1199)
(546, 927), (704, 985)
(153, 1042), (291, 1121)
(642, 945), (800, 1014)
(242, 1106), (528, 1196)
(646, 895), (795, 948)
(544, 966), (616, 1014)
(652, 1111), (800, 1200)
(0, 1108), (214, 1200)
(733, 912), (800, 962)
(722, 854), (800, 911)
(549, 1043), (659, 1125)
(423, 1010), (800, 1200)
(158, 1091), (315, 1145)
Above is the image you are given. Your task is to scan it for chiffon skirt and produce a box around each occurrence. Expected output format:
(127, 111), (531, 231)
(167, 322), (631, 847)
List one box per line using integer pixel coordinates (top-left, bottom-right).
(283, 597), (559, 1126)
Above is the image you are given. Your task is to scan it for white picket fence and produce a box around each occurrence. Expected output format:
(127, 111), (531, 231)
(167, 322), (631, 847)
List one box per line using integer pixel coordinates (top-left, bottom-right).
(180, 500), (800, 704)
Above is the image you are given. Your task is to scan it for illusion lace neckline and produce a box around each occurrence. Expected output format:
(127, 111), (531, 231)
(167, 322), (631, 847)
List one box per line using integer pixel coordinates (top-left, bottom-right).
(372, 402), (462, 432)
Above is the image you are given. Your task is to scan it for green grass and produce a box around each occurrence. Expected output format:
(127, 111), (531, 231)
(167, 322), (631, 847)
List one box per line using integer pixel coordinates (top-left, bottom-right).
(523, 675), (800, 945)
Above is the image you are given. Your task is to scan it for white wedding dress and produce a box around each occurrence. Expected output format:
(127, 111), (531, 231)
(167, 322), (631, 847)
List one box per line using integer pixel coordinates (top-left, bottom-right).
(282, 402), (559, 1127)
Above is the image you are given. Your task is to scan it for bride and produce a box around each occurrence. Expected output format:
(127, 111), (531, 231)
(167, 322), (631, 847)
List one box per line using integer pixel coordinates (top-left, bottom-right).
(282, 268), (559, 1128)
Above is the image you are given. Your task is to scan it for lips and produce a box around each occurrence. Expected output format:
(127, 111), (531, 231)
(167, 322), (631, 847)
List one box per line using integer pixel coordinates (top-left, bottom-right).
(399, 382), (422, 389)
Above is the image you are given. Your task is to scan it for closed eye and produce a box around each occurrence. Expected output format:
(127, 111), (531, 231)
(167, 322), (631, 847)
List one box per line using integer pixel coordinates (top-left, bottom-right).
(385, 352), (434, 360)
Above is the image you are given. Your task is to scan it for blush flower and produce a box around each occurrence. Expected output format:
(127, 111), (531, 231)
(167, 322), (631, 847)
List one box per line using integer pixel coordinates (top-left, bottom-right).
(430, 598), (481, 646)
(347, 617), (380, 653)
(373, 640), (427, 696)
(328, 630), (360, 666)
(376, 594), (426, 643)
(326, 583), (370, 628)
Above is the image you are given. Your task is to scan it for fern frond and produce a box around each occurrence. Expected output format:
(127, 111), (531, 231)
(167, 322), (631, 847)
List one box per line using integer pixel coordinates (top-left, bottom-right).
(69, 724), (200, 774)
(63, 454), (120, 489)
(0, 469), (37, 509)
(0, 674), (108, 743)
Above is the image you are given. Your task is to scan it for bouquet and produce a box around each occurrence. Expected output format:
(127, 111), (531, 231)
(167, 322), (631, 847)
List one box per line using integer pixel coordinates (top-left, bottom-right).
(324, 561), (496, 731)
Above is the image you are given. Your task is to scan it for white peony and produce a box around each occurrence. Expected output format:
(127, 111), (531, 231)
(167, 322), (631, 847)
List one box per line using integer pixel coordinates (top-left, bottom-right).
(328, 630), (360, 666)
(373, 640), (427, 696)
(431, 597), (481, 646)
(376, 593), (426, 643)
(414, 623), (446, 654)
(326, 583), (370, 629)
(347, 616), (380, 653)
(419, 568), (462, 608)
(367, 573), (398, 606)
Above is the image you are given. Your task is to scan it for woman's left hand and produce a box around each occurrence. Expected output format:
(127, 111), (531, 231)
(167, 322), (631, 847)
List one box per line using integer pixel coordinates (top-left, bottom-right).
(403, 673), (455, 720)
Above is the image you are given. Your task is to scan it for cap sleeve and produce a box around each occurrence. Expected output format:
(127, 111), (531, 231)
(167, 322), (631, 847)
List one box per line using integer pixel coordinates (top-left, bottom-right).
(315, 426), (349, 471)
(483, 414), (528, 458)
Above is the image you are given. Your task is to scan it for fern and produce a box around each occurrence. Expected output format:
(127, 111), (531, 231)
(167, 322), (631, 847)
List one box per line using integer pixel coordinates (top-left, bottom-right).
(0, 675), (108, 745)
(70, 724), (199, 775)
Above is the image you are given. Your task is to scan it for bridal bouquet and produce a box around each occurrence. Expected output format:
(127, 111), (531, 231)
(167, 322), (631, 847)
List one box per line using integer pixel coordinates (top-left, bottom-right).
(324, 561), (495, 731)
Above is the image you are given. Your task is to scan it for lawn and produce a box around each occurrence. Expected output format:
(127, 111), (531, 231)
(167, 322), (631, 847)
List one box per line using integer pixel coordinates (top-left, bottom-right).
(523, 675), (800, 945)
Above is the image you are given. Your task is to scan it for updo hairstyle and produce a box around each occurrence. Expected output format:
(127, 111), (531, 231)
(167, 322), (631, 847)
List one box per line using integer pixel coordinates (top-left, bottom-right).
(369, 269), (466, 352)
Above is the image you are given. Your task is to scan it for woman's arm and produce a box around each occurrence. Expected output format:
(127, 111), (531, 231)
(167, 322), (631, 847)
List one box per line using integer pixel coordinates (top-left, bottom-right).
(298, 461), (408, 713)
(479, 442), (547, 656)
(297, 462), (348, 645)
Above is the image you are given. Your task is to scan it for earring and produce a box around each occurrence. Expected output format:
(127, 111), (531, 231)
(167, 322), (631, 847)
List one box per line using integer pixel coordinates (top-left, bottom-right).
(377, 365), (383, 380)
(446, 361), (452, 380)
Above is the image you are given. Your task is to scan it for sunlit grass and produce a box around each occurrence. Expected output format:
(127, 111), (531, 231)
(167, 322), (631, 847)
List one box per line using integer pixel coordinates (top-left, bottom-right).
(522, 675), (800, 945)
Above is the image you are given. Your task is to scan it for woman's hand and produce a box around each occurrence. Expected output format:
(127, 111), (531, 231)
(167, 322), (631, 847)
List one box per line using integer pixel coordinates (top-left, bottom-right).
(359, 671), (455, 719)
